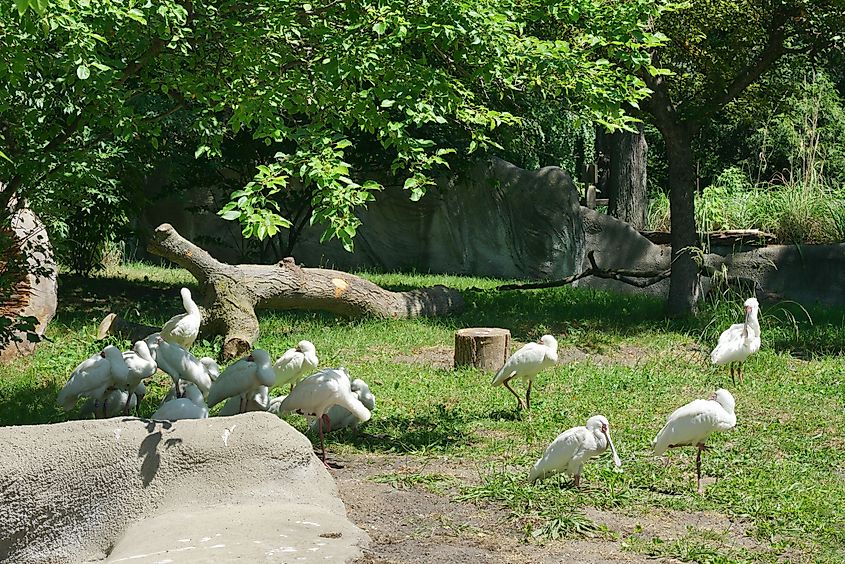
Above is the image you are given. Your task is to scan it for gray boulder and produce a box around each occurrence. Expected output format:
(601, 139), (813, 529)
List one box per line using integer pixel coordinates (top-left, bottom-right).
(0, 412), (368, 563)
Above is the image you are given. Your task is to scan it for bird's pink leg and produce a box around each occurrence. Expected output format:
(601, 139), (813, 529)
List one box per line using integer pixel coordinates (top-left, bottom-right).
(318, 414), (331, 468)
(503, 378), (526, 410)
(729, 363), (735, 385)
(738, 363), (744, 384)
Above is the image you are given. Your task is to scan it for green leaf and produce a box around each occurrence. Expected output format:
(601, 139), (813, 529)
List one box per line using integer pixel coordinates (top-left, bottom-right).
(380, 100), (396, 108)
(0, 150), (12, 163)
(126, 8), (147, 25)
(220, 210), (241, 220)
(15, 0), (28, 16)
(76, 65), (90, 80)
(194, 145), (210, 158)
(372, 21), (387, 35)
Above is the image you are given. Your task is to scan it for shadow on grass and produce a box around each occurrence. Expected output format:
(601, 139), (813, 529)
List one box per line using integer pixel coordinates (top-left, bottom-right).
(0, 379), (66, 426)
(327, 407), (473, 455)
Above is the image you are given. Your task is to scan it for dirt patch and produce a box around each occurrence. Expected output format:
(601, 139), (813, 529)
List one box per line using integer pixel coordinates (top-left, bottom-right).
(334, 454), (655, 563)
(392, 346), (455, 370)
(332, 453), (766, 563)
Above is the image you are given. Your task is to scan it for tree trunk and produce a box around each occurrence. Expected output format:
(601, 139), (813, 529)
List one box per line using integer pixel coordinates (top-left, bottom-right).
(665, 129), (702, 316)
(607, 124), (648, 229)
(146, 223), (465, 360)
(454, 327), (511, 372)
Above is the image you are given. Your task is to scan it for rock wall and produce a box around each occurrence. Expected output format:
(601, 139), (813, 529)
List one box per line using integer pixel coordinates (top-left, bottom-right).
(140, 158), (585, 280)
(0, 412), (368, 563)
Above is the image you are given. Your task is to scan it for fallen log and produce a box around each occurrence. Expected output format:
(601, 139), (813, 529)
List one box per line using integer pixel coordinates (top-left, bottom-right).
(146, 223), (465, 360)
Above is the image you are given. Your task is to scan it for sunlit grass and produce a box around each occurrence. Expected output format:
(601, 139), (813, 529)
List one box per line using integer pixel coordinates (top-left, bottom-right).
(0, 264), (843, 561)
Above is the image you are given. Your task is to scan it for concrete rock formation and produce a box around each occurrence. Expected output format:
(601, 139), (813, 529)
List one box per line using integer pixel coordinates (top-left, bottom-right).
(297, 158), (585, 280)
(0, 412), (369, 563)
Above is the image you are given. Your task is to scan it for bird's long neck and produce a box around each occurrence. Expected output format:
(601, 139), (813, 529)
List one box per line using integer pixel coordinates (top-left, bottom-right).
(743, 308), (760, 339)
(183, 293), (200, 315)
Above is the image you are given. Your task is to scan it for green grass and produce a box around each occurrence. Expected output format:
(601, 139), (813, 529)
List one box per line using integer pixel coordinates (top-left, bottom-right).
(1, 264), (844, 561)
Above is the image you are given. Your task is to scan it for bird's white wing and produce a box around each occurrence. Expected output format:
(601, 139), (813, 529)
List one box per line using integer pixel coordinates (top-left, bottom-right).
(274, 349), (307, 387)
(151, 398), (208, 421)
(57, 355), (114, 410)
(528, 427), (588, 483)
(652, 399), (735, 454)
(491, 343), (547, 385)
(206, 359), (256, 408)
(716, 323), (745, 346)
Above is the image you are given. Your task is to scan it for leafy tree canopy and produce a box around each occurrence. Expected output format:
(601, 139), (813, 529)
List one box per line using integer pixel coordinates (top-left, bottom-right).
(2, 0), (669, 250)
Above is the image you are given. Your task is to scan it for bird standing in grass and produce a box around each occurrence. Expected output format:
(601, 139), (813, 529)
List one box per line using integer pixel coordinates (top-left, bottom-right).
(146, 335), (214, 399)
(57, 345), (129, 411)
(120, 340), (157, 414)
(206, 349), (276, 413)
(274, 340), (319, 391)
(529, 415), (622, 486)
(308, 378), (375, 434)
(161, 287), (201, 349)
(711, 297), (760, 384)
(491, 334), (558, 410)
(277, 367), (371, 465)
(652, 388), (737, 493)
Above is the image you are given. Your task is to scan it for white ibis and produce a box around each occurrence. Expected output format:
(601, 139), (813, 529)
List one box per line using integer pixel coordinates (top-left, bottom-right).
(146, 336), (214, 398)
(80, 382), (146, 419)
(528, 415), (622, 486)
(206, 349), (276, 412)
(308, 378), (375, 434)
(277, 368), (371, 465)
(120, 340), (157, 414)
(652, 388), (737, 492)
(151, 383), (208, 421)
(491, 334), (558, 410)
(57, 345), (129, 411)
(273, 340), (319, 390)
(711, 297), (761, 384)
(161, 287), (201, 349)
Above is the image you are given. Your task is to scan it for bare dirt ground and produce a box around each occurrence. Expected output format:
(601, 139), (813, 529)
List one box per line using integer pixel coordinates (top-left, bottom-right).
(331, 453), (760, 564)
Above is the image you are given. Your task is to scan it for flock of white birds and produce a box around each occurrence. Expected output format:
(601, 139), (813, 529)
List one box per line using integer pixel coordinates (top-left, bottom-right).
(58, 287), (761, 489)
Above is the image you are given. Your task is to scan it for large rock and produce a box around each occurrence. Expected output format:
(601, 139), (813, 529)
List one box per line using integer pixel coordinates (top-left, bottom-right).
(0, 413), (369, 563)
(0, 207), (58, 362)
(296, 158), (585, 279)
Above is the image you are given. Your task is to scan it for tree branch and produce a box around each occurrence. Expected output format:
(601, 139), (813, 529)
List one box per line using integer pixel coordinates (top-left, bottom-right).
(493, 251), (671, 291)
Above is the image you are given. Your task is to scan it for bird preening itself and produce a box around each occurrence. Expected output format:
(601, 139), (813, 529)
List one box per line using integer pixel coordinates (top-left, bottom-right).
(274, 340), (319, 391)
(57, 345), (130, 412)
(207, 349), (276, 413)
(529, 415), (622, 486)
(277, 367), (372, 466)
(652, 388), (737, 493)
(160, 287), (202, 350)
(711, 297), (761, 384)
(308, 378), (375, 434)
(491, 334), (558, 410)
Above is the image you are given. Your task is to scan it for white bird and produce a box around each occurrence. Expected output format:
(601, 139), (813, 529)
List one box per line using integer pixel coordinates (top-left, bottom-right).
(266, 394), (289, 414)
(711, 297), (761, 384)
(199, 357), (220, 381)
(528, 415), (622, 486)
(652, 388), (737, 492)
(491, 334), (558, 410)
(146, 336), (214, 398)
(120, 341), (157, 414)
(151, 383), (208, 421)
(161, 287), (201, 349)
(277, 368), (372, 465)
(274, 340), (319, 390)
(308, 378), (375, 434)
(80, 382), (146, 419)
(218, 385), (269, 416)
(206, 349), (276, 412)
(57, 346), (129, 411)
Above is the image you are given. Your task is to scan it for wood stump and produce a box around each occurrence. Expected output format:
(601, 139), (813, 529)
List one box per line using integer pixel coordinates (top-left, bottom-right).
(454, 328), (511, 372)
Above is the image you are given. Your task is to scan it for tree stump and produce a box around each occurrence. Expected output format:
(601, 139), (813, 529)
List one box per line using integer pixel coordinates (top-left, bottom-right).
(454, 328), (511, 372)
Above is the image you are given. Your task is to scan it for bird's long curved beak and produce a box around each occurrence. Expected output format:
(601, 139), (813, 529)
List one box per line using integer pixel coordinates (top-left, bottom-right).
(603, 429), (622, 468)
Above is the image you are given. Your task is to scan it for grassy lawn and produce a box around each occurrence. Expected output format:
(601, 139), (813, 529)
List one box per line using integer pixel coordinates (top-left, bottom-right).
(1, 262), (844, 562)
